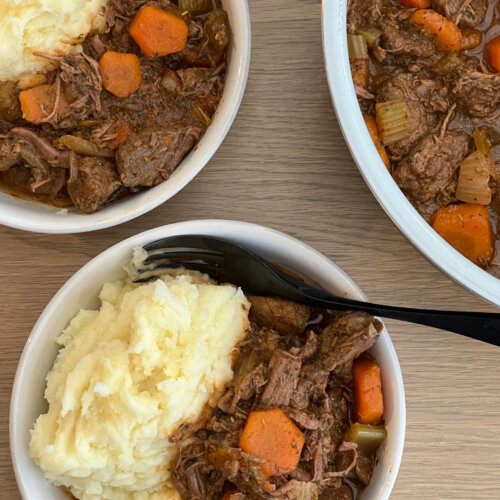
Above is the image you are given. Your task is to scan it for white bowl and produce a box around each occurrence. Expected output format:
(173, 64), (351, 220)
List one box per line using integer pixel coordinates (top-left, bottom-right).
(10, 219), (405, 500)
(0, 1), (251, 234)
(322, 0), (500, 305)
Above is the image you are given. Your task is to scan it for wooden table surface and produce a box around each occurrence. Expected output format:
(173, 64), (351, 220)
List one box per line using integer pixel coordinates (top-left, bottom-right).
(1, 1), (500, 498)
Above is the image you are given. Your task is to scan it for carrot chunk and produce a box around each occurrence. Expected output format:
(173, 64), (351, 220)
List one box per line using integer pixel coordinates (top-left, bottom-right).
(350, 58), (369, 89)
(238, 409), (305, 477)
(396, 0), (431, 8)
(363, 115), (390, 170)
(353, 357), (384, 425)
(485, 35), (500, 72)
(410, 9), (462, 52)
(432, 204), (494, 267)
(129, 6), (188, 57)
(99, 52), (142, 98)
(19, 84), (68, 124)
(222, 490), (239, 500)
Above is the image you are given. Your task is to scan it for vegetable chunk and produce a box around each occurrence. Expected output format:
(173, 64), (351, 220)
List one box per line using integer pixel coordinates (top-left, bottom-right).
(485, 35), (500, 72)
(239, 409), (305, 477)
(363, 115), (390, 170)
(19, 84), (68, 124)
(432, 204), (494, 267)
(98, 52), (142, 98)
(129, 6), (188, 57)
(410, 9), (462, 52)
(353, 357), (384, 425)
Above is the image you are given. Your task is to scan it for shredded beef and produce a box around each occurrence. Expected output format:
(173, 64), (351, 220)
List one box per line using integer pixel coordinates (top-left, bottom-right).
(393, 131), (471, 205)
(171, 304), (384, 499)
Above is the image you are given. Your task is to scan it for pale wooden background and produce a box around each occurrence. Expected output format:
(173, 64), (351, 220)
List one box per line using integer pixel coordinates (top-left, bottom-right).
(1, 1), (500, 498)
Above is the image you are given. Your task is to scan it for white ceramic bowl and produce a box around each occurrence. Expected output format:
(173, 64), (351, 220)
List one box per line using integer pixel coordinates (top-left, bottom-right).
(0, 1), (251, 234)
(10, 219), (405, 499)
(322, 0), (500, 305)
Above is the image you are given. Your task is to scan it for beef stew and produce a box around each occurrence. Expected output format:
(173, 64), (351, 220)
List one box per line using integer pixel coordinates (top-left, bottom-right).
(171, 297), (387, 500)
(348, 0), (500, 275)
(0, 0), (229, 213)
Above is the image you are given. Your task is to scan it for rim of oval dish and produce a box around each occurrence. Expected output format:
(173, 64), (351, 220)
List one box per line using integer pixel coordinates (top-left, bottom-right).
(0, 0), (251, 234)
(10, 219), (406, 500)
(322, 0), (500, 306)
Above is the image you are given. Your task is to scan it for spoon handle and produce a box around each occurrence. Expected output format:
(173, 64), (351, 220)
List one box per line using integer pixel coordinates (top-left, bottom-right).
(298, 287), (500, 346)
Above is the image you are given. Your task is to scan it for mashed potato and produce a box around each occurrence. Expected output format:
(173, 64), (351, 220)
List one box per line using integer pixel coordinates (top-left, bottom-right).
(0, 0), (107, 83)
(30, 270), (250, 499)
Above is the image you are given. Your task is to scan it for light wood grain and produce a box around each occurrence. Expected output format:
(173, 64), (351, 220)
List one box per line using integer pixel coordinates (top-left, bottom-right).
(1, 1), (500, 498)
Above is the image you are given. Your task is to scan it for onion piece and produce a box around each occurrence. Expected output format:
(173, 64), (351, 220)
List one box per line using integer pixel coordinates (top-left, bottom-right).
(456, 151), (492, 205)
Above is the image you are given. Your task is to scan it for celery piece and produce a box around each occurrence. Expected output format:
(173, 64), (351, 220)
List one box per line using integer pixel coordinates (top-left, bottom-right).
(356, 27), (382, 48)
(375, 100), (409, 146)
(431, 54), (462, 76)
(347, 34), (368, 61)
(345, 423), (387, 454)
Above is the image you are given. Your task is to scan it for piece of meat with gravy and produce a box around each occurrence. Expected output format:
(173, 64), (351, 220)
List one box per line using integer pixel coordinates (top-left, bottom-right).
(68, 156), (121, 213)
(116, 125), (201, 187)
(431, 0), (488, 28)
(393, 131), (471, 205)
(248, 296), (311, 335)
(453, 70), (500, 119)
(0, 138), (21, 171)
(376, 72), (448, 159)
(259, 350), (302, 408)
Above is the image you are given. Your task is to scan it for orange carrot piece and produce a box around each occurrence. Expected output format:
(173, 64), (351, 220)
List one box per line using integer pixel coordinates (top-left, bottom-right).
(353, 357), (384, 426)
(99, 52), (142, 99)
(238, 409), (305, 477)
(363, 115), (390, 170)
(396, 0), (431, 8)
(485, 35), (500, 72)
(410, 9), (462, 52)
(129, 6), (188, 57)
(108, 121), (134, 150)
(350, 59), (369, 89)
(432, 204), (494, 267)
(222, 490), (239, 500)
(19, 84), (69, 124)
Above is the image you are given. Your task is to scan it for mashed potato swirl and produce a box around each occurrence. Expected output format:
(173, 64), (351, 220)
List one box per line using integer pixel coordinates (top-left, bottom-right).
(0, 0), (107, 83)
(30, 271), (250, 499)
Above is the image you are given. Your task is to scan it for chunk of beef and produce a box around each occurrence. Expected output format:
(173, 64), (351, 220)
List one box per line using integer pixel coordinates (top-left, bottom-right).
(355, 453), (375, 486)
(248, 296), (311, 335)
(260, 350), (302, 408)
(453, 71), (500, 119)
(0, 163), (66, 199)
(162, 64), (226, 97)
(208, 447), (269, 500)
(218, 363), (267, 414)
(67, 156), (121, 213)
(347, 0), (382, 33)
(377, 72), (448, 158)
(319, 484), (353, 500)
(379, 9), (439, 65)
(393, 131), (471, 204)
(116, 125), (201, 187)
(290, 364), (330, 410)
(0, 139), (21, 171)
(315, 313), (382, 372)
(432, 0), (487, 27)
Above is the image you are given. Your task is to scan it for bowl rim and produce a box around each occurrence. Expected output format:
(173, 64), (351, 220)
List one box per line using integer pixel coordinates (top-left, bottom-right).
(0, 0), (252, 234)
(10, 219), (406, 500)
(321, 0), (500, 306)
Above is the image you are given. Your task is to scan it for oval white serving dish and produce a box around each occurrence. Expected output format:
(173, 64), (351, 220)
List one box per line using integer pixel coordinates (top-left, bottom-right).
(322, 0), (500, 305)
